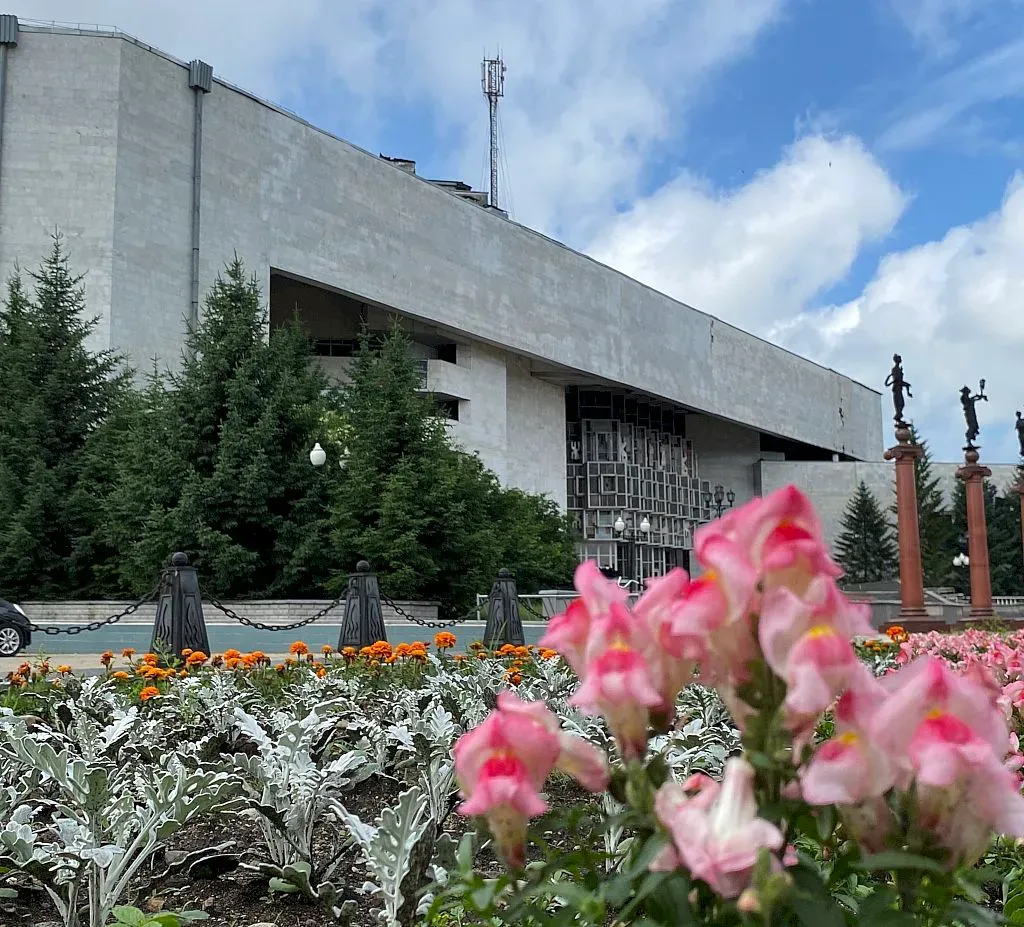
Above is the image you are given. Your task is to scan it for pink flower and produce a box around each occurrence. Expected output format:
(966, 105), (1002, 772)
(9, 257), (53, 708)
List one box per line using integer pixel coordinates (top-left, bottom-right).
(759, 579), (873, 735)
(801, 665), (895, 805)
(540, 561), (627, 674)
(569, 602), (662, 760)
(632, 569), (706, 723)
(454, 693), (608, 866)
(652, 758), (785, 899)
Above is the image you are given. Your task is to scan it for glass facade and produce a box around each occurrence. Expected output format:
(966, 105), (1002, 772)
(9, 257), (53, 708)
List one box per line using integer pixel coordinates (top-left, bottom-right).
(566, 387), (711, 583)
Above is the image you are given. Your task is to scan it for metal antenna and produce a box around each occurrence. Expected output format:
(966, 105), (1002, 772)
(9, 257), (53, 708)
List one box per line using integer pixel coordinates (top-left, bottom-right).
(481, 53), (506, 210)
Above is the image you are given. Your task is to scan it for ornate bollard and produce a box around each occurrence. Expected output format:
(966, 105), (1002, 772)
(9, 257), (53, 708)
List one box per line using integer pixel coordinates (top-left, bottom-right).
(339, 561), (388, 650)
(483, 568), (525, 648)
(150, 552), (211, 658)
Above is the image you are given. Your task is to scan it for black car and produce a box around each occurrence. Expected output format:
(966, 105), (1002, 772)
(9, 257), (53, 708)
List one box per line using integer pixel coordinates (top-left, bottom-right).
(0, 599), (31, 657)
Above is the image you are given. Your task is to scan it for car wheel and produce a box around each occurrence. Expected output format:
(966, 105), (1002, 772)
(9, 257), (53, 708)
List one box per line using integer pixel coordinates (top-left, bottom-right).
(0, 624), (24, 657)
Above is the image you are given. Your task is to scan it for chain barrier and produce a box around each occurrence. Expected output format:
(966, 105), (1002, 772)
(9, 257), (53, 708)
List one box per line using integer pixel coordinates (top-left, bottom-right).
(27, 581), (163, 636)
(379, 593), (482, 630)
(205, 595), (345, 633)
(518, 599), (549, 621)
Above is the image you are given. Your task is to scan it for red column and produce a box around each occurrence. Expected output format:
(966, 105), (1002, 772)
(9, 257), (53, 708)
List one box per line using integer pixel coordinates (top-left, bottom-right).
(883, 425), (928, 621)
(956, 448), (993, 620)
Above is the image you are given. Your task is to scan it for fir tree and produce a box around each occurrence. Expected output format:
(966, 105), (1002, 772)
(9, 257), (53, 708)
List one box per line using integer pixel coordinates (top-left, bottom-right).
(0, 235), (129, 597)
(88, 259), (334, 597)
(330, 325), (575, 615)
(835, 482), (898, 584)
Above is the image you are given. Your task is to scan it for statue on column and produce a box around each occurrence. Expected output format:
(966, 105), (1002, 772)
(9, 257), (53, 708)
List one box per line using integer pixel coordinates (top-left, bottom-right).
(885, 353), (912, 425)
(1016, 410), (1024, 458)
(960, 379), (987, 449)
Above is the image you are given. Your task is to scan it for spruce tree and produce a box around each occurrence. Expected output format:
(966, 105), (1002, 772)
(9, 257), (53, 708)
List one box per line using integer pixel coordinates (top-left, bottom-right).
(0, 235), (129, 598)
(330, 325), (575, 615)
(835, 482), (898, 584)
(88, 259), (334, 597)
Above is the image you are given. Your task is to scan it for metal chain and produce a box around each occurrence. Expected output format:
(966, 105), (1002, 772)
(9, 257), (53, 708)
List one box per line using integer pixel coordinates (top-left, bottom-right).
(27, 582), (163, 636)
(518, 599), (549, 621)
(380, 593), (481, 629)
(205, 595), (346, 633)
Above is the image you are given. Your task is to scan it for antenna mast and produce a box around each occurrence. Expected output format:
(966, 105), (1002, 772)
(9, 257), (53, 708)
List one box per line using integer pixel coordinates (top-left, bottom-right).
(481, 54), (506, 210)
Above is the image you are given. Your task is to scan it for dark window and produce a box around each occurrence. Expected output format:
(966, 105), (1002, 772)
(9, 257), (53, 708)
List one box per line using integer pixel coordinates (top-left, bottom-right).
(436, 343), (458, 364)
(436, 398), (460, 421)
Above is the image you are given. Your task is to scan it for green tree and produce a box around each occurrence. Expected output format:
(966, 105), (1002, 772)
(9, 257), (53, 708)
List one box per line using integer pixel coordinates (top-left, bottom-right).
(835, 481), (897, 584)
(87, 258), (334, 597)
(330, 325), (575, 615)
(0, 235), (129, 598)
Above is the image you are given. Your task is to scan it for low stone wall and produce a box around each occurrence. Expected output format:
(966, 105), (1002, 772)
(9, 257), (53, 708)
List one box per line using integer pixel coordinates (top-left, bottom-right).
(19, 599), (439, 626)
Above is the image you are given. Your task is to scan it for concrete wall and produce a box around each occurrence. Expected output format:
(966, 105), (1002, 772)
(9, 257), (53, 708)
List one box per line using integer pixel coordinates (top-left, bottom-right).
(505, 356), (567, 506)
(761, 459), (1023, 551)
(2, 26), (882, 463)
(685, 414), (761, 508)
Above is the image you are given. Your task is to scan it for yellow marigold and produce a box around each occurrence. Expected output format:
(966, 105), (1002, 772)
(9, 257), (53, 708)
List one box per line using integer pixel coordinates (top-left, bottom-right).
(434, 631), (457, 650)
(100, 651), (114, 666)
(139, 685), (160, 702)
(322, 644), (334, 655)
(368, 659), (381, 669)
(290, 641), (309, 656)
(56, 664), (73, 675)
(121, 648), (136, 658)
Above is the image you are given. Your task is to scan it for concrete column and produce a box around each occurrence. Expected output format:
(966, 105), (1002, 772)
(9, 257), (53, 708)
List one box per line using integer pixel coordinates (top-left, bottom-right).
(0, 15), (19, 232)
(883, 424), (928, 622)
(187, 59), (213, 345)
(956, 447), (994, 620)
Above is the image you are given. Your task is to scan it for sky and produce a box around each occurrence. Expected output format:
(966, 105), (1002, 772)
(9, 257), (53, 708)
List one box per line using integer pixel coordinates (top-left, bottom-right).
(18, 0), (1024, 464)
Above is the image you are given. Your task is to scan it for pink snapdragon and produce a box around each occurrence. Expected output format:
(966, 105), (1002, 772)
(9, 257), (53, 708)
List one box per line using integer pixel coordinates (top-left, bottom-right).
(652, 758), (785, 899)
(759, 578), (874, 737)
(454, 692), (609, 866)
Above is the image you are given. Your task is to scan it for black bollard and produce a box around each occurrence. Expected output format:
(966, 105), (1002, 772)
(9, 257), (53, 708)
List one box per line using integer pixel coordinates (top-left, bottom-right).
(483, 568), (525, 648)
(338, 561), (388, 650)
(150, 552), (211, 658)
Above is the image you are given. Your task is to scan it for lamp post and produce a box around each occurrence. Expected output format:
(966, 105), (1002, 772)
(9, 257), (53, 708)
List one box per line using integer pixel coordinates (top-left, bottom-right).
(703, 484), (736, 519)
(613, 514), (651, 585)
(309, 442), (348, 470)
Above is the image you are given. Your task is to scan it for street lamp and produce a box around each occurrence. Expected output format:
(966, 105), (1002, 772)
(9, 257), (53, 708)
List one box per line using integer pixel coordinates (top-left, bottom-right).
(613, 514), (651, 585)
(703, 484), (736, 519)
(309, 442), (348, 470)
(953, 532), (970, 569)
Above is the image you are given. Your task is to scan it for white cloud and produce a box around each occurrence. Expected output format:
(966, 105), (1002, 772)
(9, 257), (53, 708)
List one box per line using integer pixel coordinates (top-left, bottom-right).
(888, 0), (988, 53)
(588, 135), (907, 334)
(778, 174), (1024, 464)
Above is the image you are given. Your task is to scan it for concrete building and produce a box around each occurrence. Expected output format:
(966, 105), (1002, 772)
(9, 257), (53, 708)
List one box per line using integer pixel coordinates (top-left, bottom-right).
(1, 17), (1006, 580)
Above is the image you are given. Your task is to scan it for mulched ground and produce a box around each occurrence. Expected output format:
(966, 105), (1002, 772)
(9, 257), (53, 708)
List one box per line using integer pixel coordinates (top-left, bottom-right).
(1, 778), (596, 927)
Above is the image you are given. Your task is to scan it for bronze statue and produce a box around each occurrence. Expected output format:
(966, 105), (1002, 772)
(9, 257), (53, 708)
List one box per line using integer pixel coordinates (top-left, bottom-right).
(960, 379), (987, 448)
(885, 353), (912, 425)
(1016, 410), (1024, 458)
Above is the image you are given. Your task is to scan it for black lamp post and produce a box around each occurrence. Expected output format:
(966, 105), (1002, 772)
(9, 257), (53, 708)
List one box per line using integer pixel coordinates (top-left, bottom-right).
(613, 514), (651, 585)
(703, 484), (736, 519)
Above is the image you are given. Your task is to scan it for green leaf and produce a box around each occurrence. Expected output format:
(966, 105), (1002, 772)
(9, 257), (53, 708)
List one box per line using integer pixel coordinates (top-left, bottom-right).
(111, 908), (148, 927)
(948, 901), (1001, 927)
(1007, 893), (1024, 919)
(856, 851), (944, 873)
(268, 877), (301, 894)
(643, 873), (696, 926)
(0, 887), (17, 899)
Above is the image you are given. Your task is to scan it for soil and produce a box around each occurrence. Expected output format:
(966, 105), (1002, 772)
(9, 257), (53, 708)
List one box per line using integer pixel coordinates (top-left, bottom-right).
(0, 777), (596, 927)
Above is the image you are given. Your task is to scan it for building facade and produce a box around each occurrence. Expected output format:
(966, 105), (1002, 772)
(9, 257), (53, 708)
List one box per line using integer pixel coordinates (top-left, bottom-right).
(0, 19), (907, 578)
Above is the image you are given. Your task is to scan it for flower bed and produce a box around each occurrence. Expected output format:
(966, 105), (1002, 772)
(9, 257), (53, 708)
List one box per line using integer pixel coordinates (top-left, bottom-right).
(4, 487), (1024, 927)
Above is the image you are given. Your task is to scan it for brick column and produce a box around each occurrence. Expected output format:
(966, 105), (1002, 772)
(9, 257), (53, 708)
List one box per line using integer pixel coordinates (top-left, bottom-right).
(956, 447), (993, 620)
(883, 424), (928, 622)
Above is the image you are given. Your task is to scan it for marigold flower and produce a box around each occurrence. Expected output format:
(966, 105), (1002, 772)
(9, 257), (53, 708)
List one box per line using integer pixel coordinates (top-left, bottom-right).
(454, 654), (466, 663)
(223, 648), (242, 660)
(290, 641), (309, 656)
(180, 648), (193, 657)
(225, 657), (243, 670)
(100, 651), (114, 666)
(275, 663), (286, 673)
(314, 664), (327, 678)
(476, 651), (488, 660)
(539, 648), (559, 661)
(121, 648), (136, 658)
(56, 664), (72, 675)
(507, 672), (523, 686)
(342, 646), (357, 661)
(185, 651), (208, 666)
(469, 641), (485, 651)
(211, 654), (223, 667)
(435, 631), (457, 650)
(322, 644), (334, 655)
(142, 653), (158, 666)
(139, 685), (160, 702)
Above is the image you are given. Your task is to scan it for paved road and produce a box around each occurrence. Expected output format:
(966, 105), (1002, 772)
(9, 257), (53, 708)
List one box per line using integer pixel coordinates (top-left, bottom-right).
(1, 620), (549, 673)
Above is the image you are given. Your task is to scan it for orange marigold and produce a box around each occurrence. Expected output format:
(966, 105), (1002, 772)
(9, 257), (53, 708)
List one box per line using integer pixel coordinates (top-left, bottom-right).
(223, 649), (243, 661)
(139, 685), (160, 702)
(475, 651), (487, 660)
(290, 641), (309, 656)
(453, 654), (466, 663)
(434, 631), (457, 650)
(507, 672), (523, 686)
(142, 653), (159, 666)
(56, 664), (73, 675)
(322, 644), (334, 655)
(185, 651), (208, 666)
(121, 648), (136, 658)
(100, 651), (114, 666)
(7, 673), (25, 687)
(539, 648), (559, 661)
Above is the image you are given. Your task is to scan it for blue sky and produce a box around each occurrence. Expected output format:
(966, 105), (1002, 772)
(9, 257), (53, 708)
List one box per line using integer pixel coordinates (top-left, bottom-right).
(21, 0), (1024, 466)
